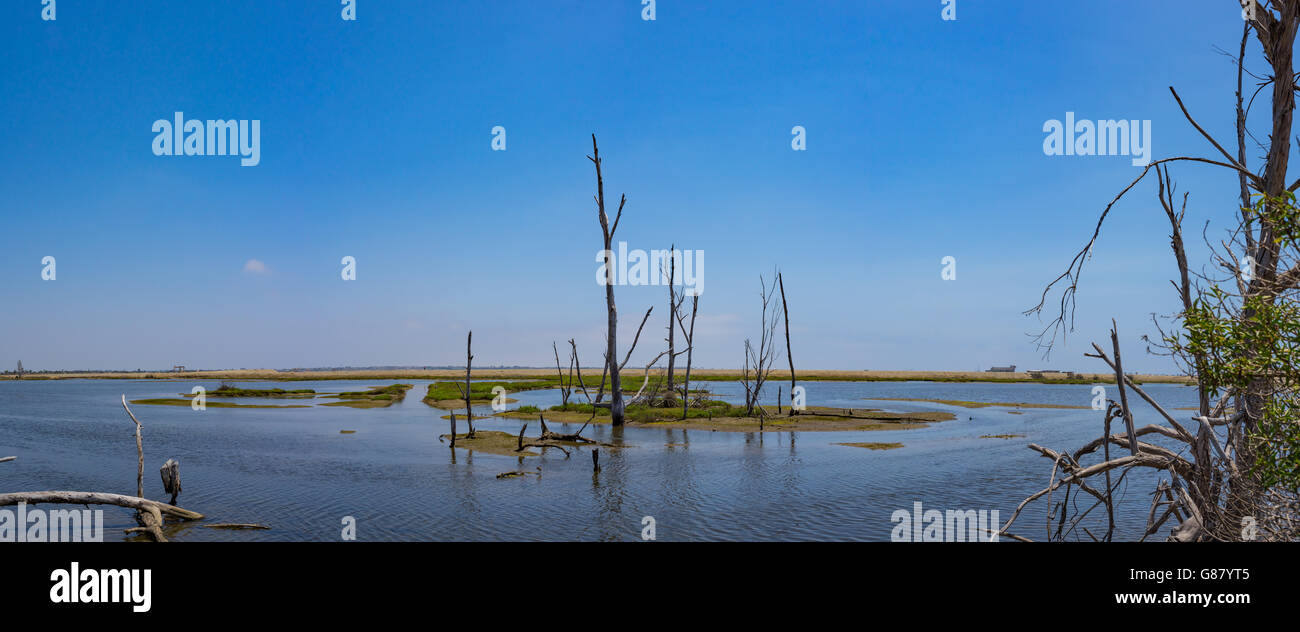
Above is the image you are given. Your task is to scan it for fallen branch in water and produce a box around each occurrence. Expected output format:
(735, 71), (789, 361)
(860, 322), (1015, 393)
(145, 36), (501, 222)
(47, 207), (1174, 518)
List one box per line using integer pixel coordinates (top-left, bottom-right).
(0, 491), (204, 521)
(203, 523), (270, 530)
(0, 456), (15, 463)
(508, 415), (623, 456)
(536, 415), (597, 444)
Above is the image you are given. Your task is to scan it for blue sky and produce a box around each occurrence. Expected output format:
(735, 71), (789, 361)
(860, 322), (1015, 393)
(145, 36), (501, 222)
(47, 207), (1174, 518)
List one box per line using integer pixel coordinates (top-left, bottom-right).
(0, 0), (1275, 373)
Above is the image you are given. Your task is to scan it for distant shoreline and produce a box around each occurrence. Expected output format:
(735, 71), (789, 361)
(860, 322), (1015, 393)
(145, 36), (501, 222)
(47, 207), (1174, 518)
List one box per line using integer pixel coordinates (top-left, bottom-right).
(0, 368), (1194, 385)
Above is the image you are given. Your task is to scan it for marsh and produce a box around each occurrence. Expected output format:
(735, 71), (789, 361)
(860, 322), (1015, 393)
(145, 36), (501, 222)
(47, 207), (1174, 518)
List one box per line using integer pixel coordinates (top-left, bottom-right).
(0, 378), (1197, 541)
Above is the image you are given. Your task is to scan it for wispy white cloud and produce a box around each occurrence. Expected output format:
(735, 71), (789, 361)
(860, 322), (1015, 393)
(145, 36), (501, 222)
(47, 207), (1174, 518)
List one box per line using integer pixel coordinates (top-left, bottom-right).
(243, 259), (269, 275)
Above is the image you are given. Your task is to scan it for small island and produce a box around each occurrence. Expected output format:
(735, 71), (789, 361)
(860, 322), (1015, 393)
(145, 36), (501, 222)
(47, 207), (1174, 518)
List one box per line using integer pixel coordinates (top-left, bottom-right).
(321, 384), (414, 408)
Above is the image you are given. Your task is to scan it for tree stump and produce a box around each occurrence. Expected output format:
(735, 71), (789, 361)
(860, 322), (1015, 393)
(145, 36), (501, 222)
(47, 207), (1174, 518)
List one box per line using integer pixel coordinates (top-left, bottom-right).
(160, 459), (181, 506)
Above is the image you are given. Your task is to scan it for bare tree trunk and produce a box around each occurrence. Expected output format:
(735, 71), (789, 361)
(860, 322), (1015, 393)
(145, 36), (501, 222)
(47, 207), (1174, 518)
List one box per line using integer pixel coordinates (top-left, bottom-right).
(570, 339), (595, 403)
(464, 331), (475, 437)
(160, 459), (181, 506)
(121, 396), (143, 498)
(779, 272), (796, 416)
(553, 341), (571, 406)
(740, 274), (781, 417)
(1108, 322), (1140, 457)
(665, 246), (676, 398)
(681, 295), (698, 420)
(1240, 1), (1299, 497)
(591, 135), (627, 425)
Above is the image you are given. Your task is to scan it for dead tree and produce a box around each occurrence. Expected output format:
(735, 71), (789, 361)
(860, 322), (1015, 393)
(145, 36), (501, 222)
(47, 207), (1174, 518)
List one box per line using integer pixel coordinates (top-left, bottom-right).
(122, 395), (144, 498)
(1016, 1), (1300, 541)
(678, 294), (700, 419)
(663, 246), (687, 402)
(569, 339), (596, 404)
(779, 272), (796, 416)
(453, 331), (475, 438)
(739, 273), (782, 418)
(553, 341), (574, 406)
(591, 134), (628, 425)
(587, 135), (655, 426)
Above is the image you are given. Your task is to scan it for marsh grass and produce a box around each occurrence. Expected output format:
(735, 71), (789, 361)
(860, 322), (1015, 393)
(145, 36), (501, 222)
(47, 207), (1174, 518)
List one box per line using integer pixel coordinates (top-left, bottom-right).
(201, 386), (315, 398)
(323, 384), (414, 408)
(129, 398), (309, 409)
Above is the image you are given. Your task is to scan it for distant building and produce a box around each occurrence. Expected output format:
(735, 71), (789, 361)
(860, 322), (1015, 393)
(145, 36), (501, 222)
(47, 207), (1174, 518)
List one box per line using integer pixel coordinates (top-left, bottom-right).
(173, 365), (185, 372)
(987, 365), (1016, 373)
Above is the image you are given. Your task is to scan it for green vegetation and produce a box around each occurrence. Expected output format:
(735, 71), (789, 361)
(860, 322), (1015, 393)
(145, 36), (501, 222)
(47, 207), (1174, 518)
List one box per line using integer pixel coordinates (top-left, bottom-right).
(129, 399), (309, 409)
(424, 380), (557, 404)
(497, 399), (952, 432)
(336, 384), (412, 399)
(442, 431), (539, 457)
(202, 385), (315, 398)
(1180, 273), (1300, 490)
(424, 376), (709, 408)
(867, 397), (1087, 410)
(322, 384), (413, 408)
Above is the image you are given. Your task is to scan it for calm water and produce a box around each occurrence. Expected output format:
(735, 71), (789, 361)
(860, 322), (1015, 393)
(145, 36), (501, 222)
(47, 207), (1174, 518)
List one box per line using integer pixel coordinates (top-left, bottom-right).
(0, 378), (1199, 541)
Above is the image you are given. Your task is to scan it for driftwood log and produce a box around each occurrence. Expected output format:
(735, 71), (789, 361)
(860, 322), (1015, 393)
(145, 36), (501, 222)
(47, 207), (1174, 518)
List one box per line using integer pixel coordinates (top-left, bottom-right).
(0, 491), (203, 520)
(0, 456), (15, 463)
